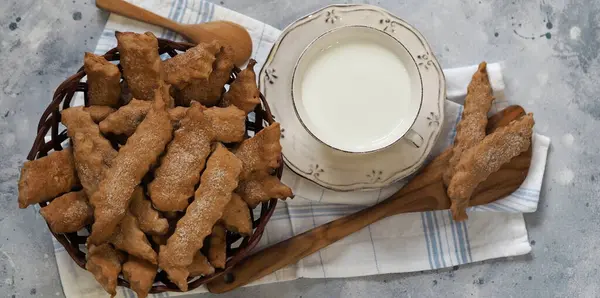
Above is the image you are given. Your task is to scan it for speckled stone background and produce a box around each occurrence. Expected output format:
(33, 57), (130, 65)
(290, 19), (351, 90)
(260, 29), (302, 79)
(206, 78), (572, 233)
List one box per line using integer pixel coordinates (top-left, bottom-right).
(1, 0), (597, 297)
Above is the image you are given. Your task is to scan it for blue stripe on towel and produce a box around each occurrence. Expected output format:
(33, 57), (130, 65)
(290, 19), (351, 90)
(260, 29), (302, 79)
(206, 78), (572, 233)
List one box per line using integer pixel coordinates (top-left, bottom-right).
(452, 210), (469, 263)
(432, 212), (447, 268)
(461, 221), (473, 262)
(448, 210), (462, 264)
(425, 212), (442, 268)
(420, 212), (435, 269)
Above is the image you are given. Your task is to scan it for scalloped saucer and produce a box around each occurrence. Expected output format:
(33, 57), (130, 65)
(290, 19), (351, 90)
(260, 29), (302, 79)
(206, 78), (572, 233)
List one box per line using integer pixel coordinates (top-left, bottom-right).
(259, 4), (445, 191)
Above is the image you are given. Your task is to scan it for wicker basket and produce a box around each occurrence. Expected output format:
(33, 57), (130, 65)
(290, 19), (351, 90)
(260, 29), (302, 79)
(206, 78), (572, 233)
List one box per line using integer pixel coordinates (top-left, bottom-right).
(27, 38), (280, 293)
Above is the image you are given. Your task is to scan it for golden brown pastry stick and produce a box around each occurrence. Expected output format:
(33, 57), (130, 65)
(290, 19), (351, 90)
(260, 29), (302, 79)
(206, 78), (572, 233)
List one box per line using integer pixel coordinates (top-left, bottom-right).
(99, 101), (188, 136)
(158, 144), (242, 291)
(235, 122), (282, 180)
(163, 41), (220, 89)
(177, 46), (235, 107)
(149, 104), (211, 211)
(110, 211), (158, 264)
(237, 174), (293, 208)
(208, 224), (227, 269)
(99, 99), (152, 137)
(129, 186), (169, 235)
(18, 148), (79, 208)
(122, 256), (157, 298)
(447, 113), (534, 221)
(61, 107), (118, 198)
(84, 106), (116, 123)
(221, 59), (260, 113)
(116, 32), (162, 101)
(86, 243), (122, 297)
(149, 105), (245, 212)
(40, 191), (93, 233)
(84, 52), (121, 107)
(443, 62), (495, 186)
(188, 251), (215, 277)
(89, 87), (173, 245)
(221, 193), (252, 236)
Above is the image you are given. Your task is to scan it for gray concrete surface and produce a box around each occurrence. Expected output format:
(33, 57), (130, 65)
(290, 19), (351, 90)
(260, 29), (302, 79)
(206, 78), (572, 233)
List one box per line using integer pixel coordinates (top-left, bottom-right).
(0, 0), (598, 297)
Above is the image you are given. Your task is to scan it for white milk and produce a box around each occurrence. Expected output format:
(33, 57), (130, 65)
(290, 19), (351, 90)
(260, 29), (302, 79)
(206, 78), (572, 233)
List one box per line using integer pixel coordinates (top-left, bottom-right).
(299, 41), (413, 152)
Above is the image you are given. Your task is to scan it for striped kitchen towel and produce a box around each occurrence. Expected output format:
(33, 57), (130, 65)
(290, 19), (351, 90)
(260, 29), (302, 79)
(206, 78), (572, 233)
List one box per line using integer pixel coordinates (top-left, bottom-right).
(52, 1), (550, 297)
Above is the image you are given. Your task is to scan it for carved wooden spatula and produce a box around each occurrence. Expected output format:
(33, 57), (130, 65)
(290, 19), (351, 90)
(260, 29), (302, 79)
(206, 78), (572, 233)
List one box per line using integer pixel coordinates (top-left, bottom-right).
(207, 106), (529, 293)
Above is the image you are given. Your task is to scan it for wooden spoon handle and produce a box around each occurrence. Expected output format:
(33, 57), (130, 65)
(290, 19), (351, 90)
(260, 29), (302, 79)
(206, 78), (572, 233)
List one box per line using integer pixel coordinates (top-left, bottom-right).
(207, 187), (445, 293)
(96, 0), (182, 32)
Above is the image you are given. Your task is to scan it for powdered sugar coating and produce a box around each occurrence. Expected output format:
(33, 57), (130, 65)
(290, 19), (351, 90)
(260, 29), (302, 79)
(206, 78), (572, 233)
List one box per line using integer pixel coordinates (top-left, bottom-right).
(444, 62), (494, 186)
(89, 88), (173, 245)
(40, 191), (93, 234)
(61, 107), (117, 199)
(158, 144), (242, 291)
(17, 148), (79, 208)
(149, 105), (245, 212)
(447, 113), (534, 221)
(99, 99), (151, 136)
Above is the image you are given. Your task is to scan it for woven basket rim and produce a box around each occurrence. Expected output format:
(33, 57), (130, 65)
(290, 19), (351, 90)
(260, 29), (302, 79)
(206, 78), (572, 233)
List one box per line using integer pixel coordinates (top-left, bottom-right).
(28, 37), (281, 293)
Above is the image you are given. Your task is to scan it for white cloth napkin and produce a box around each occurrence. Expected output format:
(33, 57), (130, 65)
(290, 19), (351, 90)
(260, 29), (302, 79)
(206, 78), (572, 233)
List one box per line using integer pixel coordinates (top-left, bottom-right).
(51, 1), (551, 297)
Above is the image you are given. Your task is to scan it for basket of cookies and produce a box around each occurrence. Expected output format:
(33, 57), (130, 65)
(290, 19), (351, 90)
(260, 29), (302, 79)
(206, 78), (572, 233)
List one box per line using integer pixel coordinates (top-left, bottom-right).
(18, 31), (292, 296)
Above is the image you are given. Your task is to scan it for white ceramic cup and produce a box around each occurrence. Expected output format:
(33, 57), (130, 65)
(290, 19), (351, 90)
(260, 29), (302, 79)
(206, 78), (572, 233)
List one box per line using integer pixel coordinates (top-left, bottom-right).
(292, 26), (424, 154)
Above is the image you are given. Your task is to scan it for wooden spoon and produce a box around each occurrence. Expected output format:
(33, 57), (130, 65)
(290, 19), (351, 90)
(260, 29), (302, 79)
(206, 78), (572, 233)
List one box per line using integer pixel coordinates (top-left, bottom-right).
(96, 0), (253, 66)
(207, 105), (530, 293)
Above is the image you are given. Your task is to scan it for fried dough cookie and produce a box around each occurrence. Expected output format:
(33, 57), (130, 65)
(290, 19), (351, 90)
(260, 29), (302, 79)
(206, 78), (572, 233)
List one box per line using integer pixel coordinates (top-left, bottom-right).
(221, 59), (260, 113)
(149, 105), (245, 212)
(116, 32), (162, 101)
(208, 224), (227, 269)
(163, 41), (220, 89)
(89, 88), (173, 245)
(158, 144), (242, 291)
(177, 46), (235, 106)
(234, 122), (282, 180)
(99, 99), (151, 136)
(61, 107), (117, 198)
(84, 52), (121, 107)
(221, 193), (252, 236)
(129, 186), (169, 235)
(237, 174), (292, 208)
(122, 256), (157, 298)
(18, 148), (79, 208)
(86, 243), (122, 297)
(447, 114), (534, 221)
(444, 62), (495, 186)
(110, 211), (158, 264)
(40, 191), (93, 233)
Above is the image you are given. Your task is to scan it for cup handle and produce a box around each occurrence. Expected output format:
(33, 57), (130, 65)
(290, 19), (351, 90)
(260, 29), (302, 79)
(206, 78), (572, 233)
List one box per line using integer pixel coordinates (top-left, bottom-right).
(404, 129), (424, 148)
